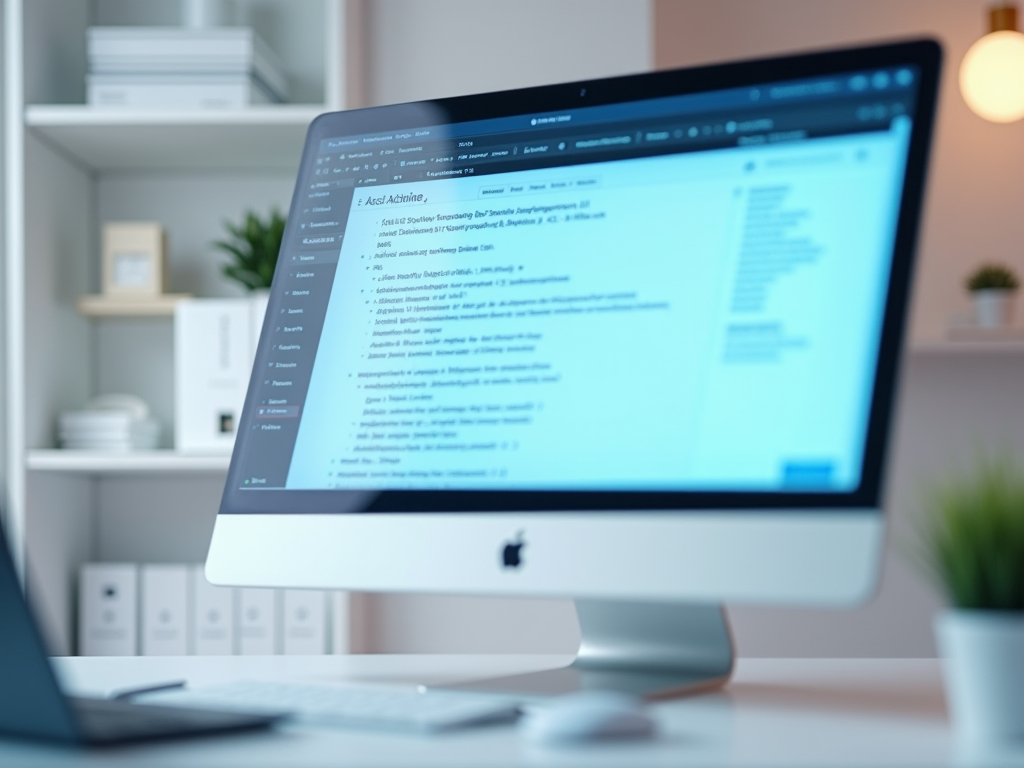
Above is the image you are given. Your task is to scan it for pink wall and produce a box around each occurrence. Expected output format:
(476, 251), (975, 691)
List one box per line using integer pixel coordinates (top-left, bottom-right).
(655, 0), (1024, 342)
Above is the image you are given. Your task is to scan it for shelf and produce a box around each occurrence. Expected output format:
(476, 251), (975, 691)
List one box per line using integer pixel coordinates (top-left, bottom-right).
(27, 450), (231, 474)
(909, 340), (1024, 355)
(25, 105), (325, 171)
(77, 293), (191, 317)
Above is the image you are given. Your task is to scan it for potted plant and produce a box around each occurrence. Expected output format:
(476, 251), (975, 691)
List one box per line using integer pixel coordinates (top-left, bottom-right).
(965, 263), (1020, 328)
(918, 457), (1024, 742)
(213, 208), (286, 293)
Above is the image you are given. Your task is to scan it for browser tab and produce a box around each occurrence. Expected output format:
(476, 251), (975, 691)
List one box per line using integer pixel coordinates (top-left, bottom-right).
(574, 135), (631, 149)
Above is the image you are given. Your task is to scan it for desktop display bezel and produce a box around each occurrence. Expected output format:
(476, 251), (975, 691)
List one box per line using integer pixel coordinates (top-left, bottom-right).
(219, 39), (940, 517)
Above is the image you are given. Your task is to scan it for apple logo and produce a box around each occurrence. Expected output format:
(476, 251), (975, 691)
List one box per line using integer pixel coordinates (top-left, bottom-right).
(501, 532), (526, 568)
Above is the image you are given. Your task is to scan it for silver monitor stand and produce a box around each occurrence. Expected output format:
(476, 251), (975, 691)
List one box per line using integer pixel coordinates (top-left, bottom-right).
(443, 600), (734, 699)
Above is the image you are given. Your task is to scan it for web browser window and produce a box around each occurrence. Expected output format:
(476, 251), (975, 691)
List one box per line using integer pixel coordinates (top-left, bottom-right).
(234, 66), (919, 493)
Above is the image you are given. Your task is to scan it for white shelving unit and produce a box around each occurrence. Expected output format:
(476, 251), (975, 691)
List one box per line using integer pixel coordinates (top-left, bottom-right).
(3, 0), (354, 654)
(26, 105), (323, 171)
(26, 450), (231, 474)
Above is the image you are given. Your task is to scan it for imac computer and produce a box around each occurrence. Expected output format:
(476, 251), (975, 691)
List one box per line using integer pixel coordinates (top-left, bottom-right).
(207, 40), (940, 698)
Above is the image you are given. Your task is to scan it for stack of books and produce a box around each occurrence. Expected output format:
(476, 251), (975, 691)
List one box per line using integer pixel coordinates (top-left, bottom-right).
(59, 410), (160, 451)
(86, 27), (288, 109)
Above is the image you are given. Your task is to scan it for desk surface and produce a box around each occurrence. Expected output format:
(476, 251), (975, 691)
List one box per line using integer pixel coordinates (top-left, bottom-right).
(1, 655), (1021, 767)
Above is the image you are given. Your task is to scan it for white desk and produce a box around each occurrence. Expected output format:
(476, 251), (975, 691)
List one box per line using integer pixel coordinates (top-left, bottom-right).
(1, 656), (1021, 766)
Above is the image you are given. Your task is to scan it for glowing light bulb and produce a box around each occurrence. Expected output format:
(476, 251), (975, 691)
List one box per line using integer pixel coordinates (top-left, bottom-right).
(960, 29), (1024, 122)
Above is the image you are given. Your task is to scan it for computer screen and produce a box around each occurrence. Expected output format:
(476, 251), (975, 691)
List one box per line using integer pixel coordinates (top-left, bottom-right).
(219, 42), (936, 515)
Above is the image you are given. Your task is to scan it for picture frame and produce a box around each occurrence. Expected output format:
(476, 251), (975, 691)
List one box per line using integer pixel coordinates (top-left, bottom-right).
(102, 222), (167, 297)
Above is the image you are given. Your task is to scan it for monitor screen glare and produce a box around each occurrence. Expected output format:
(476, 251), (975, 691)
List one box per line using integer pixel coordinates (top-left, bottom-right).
(235, 66), (920, 497)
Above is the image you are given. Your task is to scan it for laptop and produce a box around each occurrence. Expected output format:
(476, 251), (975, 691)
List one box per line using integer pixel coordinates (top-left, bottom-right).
(0, 526), (284, 746)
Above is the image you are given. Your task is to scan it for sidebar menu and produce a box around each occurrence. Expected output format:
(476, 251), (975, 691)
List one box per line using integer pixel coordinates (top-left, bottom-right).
(236, 174), (355, 489)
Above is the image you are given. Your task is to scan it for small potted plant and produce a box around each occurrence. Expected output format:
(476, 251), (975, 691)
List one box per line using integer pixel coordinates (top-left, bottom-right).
(965, 263), (1020, 328)
(213, 208), (286, 293)
(917, 457), (1024, 742)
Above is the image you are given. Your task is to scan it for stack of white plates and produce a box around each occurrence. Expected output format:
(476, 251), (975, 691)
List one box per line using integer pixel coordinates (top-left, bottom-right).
(59, 396), (160, 451)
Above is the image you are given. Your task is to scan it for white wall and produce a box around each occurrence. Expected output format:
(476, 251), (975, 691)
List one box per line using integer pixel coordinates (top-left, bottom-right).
(364, 0), (652, 106)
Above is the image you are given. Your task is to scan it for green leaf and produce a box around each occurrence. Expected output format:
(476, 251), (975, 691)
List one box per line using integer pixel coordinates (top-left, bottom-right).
(966, 263), (1021, 291)
(911, 453), (1024, 611)
(212, 207), (287, 291)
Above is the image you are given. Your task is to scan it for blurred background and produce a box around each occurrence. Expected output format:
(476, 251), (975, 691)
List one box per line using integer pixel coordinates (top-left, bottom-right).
(6, 0), (1024, 659)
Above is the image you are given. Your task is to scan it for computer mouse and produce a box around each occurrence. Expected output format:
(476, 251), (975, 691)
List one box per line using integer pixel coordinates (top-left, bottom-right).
(519, 690), (656, 744)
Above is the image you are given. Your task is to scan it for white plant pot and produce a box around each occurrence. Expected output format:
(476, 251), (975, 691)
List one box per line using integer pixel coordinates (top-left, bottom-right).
(972, 289), (1015, 328)
(937, 610), (1024, 742)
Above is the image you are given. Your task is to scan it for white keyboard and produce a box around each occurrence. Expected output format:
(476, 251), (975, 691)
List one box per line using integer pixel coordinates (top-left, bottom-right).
(138, 681), (521, 733)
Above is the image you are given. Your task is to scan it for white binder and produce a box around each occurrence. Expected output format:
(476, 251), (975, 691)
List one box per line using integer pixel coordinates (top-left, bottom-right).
(140, 564), (189, 656)
(238, 588), (278, 655)
(174, 298), (256, 454)
(79, 563), (138, 656)
(190, 564), (235, 655)
(282, 590), (326, 655)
